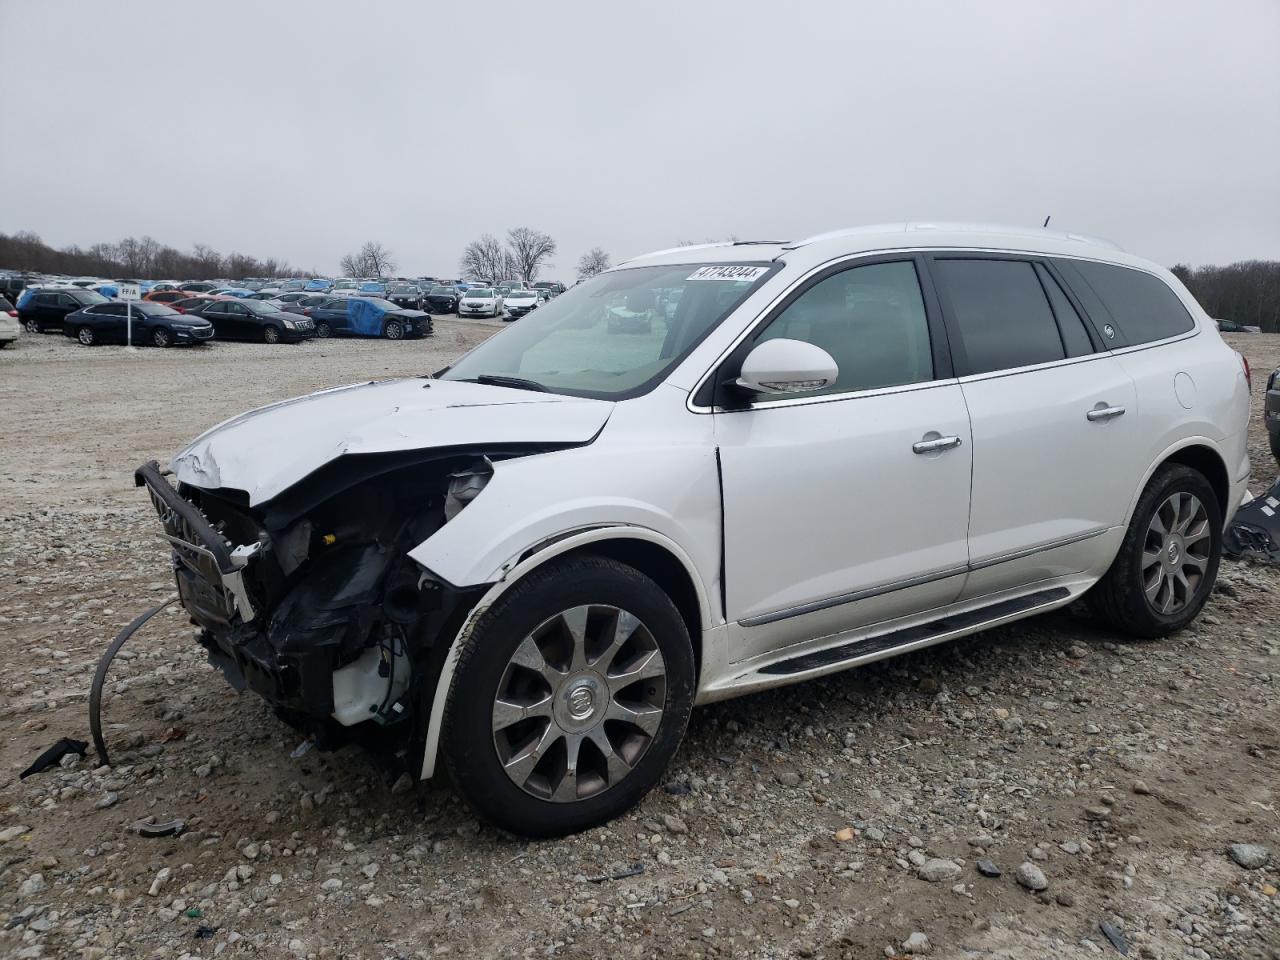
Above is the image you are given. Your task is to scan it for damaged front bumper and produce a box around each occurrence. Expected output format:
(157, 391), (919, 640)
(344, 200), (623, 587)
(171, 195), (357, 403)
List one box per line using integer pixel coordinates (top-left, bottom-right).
(133, 460), (480, 751)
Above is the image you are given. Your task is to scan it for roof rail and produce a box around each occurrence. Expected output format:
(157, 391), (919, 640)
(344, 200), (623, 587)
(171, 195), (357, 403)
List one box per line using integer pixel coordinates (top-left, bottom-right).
(784, 222), (1122, 252)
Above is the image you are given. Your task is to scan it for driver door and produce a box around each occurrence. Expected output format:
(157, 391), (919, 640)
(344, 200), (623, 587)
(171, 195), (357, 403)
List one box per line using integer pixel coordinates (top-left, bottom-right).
(715, 257), (973, 662)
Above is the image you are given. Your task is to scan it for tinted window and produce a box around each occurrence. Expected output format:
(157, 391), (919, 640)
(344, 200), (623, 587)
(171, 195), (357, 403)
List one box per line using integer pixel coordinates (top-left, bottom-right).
(934, 259), (1064, 375)
(1035, 264), (1093, 357)
(1066, 260), (1194, 346)
(203, 303), (229, 315)
(754, 260), (933, 396)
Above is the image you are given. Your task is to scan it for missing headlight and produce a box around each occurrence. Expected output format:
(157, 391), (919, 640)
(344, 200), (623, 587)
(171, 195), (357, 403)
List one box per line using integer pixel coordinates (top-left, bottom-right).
(444, 457), (493, 521)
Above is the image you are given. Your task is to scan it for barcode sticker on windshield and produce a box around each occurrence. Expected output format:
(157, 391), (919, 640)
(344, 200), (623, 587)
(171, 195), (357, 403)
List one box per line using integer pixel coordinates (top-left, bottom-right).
(686, 265), (769, 282)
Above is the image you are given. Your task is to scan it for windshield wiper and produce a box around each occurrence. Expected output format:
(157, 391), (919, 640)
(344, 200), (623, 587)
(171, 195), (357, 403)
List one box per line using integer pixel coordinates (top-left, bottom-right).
(462, 374), (548, 393)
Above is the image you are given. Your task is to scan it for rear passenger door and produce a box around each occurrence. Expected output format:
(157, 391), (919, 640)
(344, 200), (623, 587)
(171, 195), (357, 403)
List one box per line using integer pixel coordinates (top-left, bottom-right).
(928, 256), (1144, 598)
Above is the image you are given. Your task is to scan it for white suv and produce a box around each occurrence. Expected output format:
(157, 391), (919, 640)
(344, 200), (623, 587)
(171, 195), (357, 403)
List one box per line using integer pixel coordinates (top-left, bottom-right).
(138, 222), (1251, 836)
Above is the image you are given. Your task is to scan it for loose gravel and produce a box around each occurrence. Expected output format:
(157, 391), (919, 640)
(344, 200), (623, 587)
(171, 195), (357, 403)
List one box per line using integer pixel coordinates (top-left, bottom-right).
(0, 327), (1277, 959)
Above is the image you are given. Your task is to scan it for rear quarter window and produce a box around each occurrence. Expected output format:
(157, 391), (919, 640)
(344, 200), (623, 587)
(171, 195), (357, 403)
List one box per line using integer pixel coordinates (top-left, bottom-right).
(1059, 260), (1194, 347)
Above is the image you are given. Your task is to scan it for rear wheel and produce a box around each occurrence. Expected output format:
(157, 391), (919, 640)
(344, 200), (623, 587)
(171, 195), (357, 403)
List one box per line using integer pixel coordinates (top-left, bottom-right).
(152, 327), (172, 348)
(77, 326), (96, 346)
(315, 321), (332, 339)
(1087, 463), (1222, 638)
(24, 319), (40, 334)
(441, 555), (695, 837)
(262, 325), (281, 344)
(383, 319), (404, 340)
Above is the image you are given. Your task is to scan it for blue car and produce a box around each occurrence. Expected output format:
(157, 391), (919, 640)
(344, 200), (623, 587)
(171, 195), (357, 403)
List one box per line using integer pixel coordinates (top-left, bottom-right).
(305, 296), (430, 340)
(62, 301), (214, 348)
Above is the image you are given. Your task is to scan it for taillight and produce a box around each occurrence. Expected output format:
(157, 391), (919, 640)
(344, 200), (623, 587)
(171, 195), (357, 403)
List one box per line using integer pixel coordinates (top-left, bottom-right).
(1240, 353), (1251, 391)
(6, 310), (16, 317)
(303, 308), (313, 316)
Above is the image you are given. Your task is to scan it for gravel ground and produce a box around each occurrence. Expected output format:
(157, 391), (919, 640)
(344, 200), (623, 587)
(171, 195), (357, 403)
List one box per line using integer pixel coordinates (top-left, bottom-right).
(0, 327), (1277, 960)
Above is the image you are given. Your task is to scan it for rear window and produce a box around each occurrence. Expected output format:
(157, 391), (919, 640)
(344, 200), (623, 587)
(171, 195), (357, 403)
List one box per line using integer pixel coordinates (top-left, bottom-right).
(933, 258), (1065, 376)
(1062, 260), (1194, 346)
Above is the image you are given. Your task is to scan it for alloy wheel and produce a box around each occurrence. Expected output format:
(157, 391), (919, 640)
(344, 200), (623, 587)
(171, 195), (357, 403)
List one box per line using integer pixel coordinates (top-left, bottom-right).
(1142, 492), (1211, 614)
(384, 320), (403, 340)
(77, 326), (94, 346)
(153, 328), (171, 348)
(491, 604), (667, 803)
(263, 325), (280, 344)
(315, 321), (331, 338)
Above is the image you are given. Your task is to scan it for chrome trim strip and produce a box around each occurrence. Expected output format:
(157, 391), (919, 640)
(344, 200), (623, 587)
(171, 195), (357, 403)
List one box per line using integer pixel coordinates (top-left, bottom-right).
(737, 526), (1113, 628)
(967, 525), (1111, 571)
(738, 563), (969, 628)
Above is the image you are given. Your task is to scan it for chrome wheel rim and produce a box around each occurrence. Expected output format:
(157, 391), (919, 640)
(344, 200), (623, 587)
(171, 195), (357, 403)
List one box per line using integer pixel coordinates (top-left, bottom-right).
(153, 329), (169, 347)
(316, 322), (330, 338)
(264, 327), (279, 343)
(1142, 492), (1211, 614)
(78, 327), (93, 345)
(492, 604), (666, 802)
(385, 321), (403, 340)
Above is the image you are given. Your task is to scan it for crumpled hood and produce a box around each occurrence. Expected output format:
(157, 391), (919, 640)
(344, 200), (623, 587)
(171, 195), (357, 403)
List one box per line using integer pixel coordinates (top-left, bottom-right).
(171, 378), (614, 505)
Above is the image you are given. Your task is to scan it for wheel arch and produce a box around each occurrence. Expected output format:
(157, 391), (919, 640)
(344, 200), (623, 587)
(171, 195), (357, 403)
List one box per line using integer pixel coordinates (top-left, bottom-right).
(1160, 443), (1229, 514)
(417, 525), (712, 780)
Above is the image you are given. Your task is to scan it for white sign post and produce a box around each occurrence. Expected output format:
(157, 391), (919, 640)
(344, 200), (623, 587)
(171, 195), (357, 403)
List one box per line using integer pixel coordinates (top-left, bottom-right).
(118, 283), (141, 348)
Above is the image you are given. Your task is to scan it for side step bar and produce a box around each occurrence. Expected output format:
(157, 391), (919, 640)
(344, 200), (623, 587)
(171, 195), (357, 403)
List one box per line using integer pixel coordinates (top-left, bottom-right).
(758, 587), (1072, 676)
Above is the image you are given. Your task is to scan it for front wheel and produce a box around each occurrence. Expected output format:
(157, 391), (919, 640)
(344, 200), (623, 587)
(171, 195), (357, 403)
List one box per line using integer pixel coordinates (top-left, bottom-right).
(24, 319), (41, 334)
(262, 325), (281, 344)
(383, 319), (404, 340)
(441, 555), (695, 837)
(77, 326), (96, 346)
(1087, 463), (1222, 638)
(152, 327), (172, 348)
(315, 321), (331, 339)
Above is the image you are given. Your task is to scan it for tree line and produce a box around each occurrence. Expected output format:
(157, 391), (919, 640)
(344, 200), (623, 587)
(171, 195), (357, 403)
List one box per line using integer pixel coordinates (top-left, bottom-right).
(0, 230), (309, 281)
(1171, 261), (1280, 332)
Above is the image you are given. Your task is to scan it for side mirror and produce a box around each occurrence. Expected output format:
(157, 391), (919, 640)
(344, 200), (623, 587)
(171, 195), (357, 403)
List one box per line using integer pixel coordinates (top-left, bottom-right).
(734, 338), (838, 396)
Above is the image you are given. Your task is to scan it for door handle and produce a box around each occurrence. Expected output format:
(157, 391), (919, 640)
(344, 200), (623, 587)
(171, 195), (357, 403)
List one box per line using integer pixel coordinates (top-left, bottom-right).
(1086, 404), (1126, 422)
(912, 435), (963, 454)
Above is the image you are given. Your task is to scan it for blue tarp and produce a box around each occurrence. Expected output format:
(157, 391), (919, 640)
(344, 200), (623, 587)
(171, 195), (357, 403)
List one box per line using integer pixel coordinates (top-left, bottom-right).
(358, 282), (386, 295)
(16, 288), (35, 309)
(304, 279), (331, 291)
(348, 297), (390, 336)
(96, 284), (119, 299)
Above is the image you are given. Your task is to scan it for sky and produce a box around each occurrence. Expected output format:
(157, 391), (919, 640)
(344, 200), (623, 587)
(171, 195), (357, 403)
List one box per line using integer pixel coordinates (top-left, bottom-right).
(3, 0), (1279, 277)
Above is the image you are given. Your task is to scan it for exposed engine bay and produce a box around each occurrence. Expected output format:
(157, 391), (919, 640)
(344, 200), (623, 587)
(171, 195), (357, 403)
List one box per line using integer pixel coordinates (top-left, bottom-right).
(133, 450), (525, 764)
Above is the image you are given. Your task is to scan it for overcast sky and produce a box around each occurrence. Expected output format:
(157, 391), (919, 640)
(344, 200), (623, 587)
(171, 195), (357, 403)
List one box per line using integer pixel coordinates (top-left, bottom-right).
(3, 0), (1278, 276)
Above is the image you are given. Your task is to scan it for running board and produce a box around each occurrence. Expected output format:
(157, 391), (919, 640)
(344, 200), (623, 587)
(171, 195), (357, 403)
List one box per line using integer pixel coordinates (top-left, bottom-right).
(758, 587), (1072, 676)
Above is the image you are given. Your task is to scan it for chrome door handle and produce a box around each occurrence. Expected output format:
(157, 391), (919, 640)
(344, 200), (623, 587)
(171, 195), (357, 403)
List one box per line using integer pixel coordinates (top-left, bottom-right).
(912, 435), (963, 454)
(1086, 404), (1126, 422)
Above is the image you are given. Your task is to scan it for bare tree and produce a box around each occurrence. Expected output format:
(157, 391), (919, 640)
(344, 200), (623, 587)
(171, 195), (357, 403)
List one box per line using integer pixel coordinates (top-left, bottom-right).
(507, 227), (557, 282)
(340, 241), (397, 277)
(459, 234), (508, 283)
(577, 247), (611, 279)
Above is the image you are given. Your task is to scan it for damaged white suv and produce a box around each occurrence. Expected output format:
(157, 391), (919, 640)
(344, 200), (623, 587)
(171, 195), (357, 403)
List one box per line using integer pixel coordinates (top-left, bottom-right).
(138, 223), (1251, 836)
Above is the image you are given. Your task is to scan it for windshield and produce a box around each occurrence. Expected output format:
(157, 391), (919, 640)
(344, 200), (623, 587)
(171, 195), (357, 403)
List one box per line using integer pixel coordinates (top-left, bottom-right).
(334, 280), (357, 289)
(467, 288), (494, 298)
(439, 262), (771, 399)
(137, 302), (179, 315)
(248, 302), (283, 314)
(359, 282), (384, 290)
(72, 291), (110, 305)
(508, 290), (535, 299)
(429, 286), (454, 294)
(388, 284), (416, 293)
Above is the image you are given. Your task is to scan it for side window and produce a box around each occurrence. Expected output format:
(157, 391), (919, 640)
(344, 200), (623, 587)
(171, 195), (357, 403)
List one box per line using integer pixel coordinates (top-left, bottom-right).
(204, 303), (228, 315)
(933, 259), (1064, 376)
(1034, 264), (1094, 357)
(227, 303), (249, 316)
(1065, 260), (1194, 346)
(59, 294), (81, 308)
(34, 293), (56, 306)
(753, 260), (933, 396)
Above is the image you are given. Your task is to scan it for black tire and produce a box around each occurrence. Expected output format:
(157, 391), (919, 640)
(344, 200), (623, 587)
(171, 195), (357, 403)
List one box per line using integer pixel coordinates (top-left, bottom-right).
(152, 327), (172, 348)
(383, 319), (404, 340)
(441, 555), (695, 838)
(262, 325), (281, 344)
(1087, 463), (1222, 638)
(24, 318), (40, 334)
(77, 326), (96, 346)
(315, 321), (332, 339)
(1270, 430), (1280, 467)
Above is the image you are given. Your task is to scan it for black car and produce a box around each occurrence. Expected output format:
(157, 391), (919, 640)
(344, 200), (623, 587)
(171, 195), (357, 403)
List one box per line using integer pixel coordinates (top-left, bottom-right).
(386, 282), (424, 311)
(0, 275), (31, 301)
(18, 288), (110, 332)
(422, 284), (461, 314)
(186, 299), (315, 343)
(1266, 368), (1280, 463)
(63, 301), (215, 347)
(306, 296), (431, 339)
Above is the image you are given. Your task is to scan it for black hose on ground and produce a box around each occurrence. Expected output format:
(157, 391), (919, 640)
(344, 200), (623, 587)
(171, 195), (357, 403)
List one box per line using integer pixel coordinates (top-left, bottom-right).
(88, 597), (177, 767)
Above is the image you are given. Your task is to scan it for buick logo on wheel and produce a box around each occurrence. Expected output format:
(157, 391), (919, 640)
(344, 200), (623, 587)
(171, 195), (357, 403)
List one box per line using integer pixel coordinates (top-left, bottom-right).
(568, 686), (594, 719)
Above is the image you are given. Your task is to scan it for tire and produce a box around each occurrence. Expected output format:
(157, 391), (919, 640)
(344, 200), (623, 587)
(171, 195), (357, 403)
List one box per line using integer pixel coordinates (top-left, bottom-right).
(152, 327), (172, 348)
(441, 555), (695, 838)
(315, 321), (331, 339)
(1087, 463), (1222, 638)
(24, 318), (40, 334)
(1270, 430), (1280, 467)
(77, 326), (96, 346)
(262, 325), (281, 344)
(383, 319), (404, 340)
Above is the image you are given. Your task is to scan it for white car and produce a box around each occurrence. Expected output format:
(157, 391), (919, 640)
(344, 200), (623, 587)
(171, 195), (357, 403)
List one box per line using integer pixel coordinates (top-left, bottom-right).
(502, 288), (540, 320)
(0, 297), (19, 347)
(458, 287), (504, 318)
(137, 222), (1250, 837)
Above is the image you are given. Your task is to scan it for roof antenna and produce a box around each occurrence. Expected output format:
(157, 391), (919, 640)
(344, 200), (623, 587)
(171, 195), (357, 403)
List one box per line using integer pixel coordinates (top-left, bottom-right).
(1042, 215), (1052, 228)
